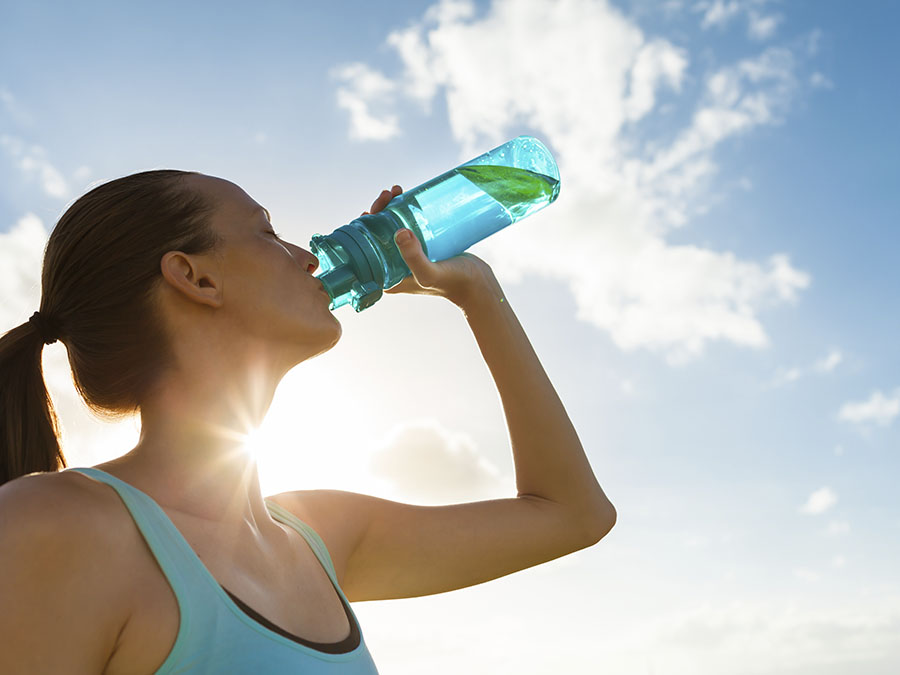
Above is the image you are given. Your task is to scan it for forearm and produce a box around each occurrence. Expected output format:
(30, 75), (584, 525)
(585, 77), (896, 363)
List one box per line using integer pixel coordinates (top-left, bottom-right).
(456, 280), (615, 529)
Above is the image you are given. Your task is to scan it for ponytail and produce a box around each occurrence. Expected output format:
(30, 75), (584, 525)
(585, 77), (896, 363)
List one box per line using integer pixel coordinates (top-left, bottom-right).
(0, 321), (66, 485)
(0, 169), (219, 488)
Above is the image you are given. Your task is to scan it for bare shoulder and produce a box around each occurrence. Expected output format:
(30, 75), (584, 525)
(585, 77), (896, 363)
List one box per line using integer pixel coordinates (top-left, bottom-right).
(2, 468), (114, 513)
(0, 471), (136, 673)
(0, 469), (133, 544)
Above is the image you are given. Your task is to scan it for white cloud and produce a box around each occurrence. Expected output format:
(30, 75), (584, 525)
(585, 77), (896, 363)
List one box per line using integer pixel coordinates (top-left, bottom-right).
(810, 71), (835, 89)
(0, 134), (70, 199)
(799, 486), (837, 515)
(333, 0), (813, 363)
(771, 366), (802, 387)
(814, 348), (843, 373)
(838, 389), (900, 428)
(368, 418), (507, 503)
(624, 40), (689, 122)
(696, 0), (742, 29)
(0, 87), (34, 126)
(694, 1), (780, 40)
(331, 63), (401, 141)
(769, 347), (843, 387)
(747, 11), (780, 40)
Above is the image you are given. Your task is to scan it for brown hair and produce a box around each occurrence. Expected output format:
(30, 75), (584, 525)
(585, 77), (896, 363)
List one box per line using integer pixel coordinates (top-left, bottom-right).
(0, 170), (221, 486)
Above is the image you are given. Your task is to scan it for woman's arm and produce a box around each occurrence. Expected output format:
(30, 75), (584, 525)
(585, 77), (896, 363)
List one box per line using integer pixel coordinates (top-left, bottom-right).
(271, 207), (614, 602)
(457, 275), (614, 526)
(272, 276), (614, 601)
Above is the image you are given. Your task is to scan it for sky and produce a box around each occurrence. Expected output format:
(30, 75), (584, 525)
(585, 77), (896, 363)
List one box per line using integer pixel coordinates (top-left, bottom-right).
(2, 0), (899, 672)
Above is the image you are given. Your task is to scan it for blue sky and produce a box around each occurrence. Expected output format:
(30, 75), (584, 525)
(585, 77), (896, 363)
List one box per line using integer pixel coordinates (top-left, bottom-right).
(2, 0), (899, 673)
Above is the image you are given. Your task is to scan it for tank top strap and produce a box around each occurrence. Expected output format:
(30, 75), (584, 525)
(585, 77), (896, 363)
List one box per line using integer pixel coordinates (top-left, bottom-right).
(64, 467), (210, 621)
(263, 499), (339, 584)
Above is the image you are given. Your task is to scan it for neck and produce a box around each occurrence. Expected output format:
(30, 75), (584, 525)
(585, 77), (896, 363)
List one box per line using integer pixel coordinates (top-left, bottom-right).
(107, 351), (287, 532)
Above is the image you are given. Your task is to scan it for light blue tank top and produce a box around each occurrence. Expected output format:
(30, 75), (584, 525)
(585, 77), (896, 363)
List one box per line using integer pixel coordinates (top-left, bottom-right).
(65, 467), (379, 674)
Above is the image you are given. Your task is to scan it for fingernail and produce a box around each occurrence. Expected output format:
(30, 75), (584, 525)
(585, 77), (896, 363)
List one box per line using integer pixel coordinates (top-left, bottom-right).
(395, 229), (413, 244)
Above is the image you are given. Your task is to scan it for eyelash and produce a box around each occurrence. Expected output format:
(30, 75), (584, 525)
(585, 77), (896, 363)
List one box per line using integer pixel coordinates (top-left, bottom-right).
(269, 231), (282, 239)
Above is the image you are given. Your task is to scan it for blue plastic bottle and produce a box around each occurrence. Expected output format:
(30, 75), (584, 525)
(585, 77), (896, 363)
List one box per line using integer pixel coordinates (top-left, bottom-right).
(310, 135), (560, 312)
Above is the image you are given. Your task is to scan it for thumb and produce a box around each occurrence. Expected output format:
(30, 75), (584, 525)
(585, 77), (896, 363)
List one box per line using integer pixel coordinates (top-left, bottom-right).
(394, 228), (435, 283)
(394, 227), (420, 259)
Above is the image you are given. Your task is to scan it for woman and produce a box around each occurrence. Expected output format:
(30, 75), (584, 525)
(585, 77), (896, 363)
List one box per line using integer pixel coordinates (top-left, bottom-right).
(0, 170), (615, 673)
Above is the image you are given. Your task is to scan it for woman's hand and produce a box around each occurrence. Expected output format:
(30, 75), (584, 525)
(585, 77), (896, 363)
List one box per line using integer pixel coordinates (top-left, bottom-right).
(364, 185), (502, 308)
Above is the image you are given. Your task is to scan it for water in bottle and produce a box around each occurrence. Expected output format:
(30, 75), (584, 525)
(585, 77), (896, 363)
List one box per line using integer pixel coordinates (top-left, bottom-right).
(311, 135), (560, 312)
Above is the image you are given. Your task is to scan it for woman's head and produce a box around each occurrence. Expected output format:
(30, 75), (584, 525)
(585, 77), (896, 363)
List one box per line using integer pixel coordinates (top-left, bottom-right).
(0, 170), (250, 485)
(154, 174), (337, 372)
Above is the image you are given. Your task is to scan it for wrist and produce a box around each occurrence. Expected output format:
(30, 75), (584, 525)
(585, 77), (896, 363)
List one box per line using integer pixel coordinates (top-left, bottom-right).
(453, 274), (508, 314)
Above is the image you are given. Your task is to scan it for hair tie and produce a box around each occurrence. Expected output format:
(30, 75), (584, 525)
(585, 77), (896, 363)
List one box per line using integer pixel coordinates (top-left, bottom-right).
(28, 311), (60, 346)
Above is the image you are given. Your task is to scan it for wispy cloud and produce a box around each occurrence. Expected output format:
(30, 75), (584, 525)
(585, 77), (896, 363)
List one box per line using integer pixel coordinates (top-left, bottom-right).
(331, 63), (400, 141)
(838, 389), (900, 428)
(693, 0), (781, 41)
(1, 134), (70, 199)
(331, 0), (816, 364)
(814, 348), (843, 373)
(368, 418), (508, 503)
(769, 347), (843, 387)
(0, 88), (93, 197)
(747, 10), (781, 40)
(0, 87), (34, 127)
(696, 0), (743, 29)
(799, 486), (838, 515)
(810, 71), (835, 90)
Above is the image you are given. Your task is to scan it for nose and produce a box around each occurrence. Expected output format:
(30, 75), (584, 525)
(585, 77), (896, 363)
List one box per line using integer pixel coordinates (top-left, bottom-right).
(286, 240), (320, 275)
(304, 249), (320, 275)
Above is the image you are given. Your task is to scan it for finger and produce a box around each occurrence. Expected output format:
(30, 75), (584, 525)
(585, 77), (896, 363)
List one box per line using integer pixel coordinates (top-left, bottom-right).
(369, 189), (392, 213)
(394, 228), (437, 287)
(391, 184), (403, 195)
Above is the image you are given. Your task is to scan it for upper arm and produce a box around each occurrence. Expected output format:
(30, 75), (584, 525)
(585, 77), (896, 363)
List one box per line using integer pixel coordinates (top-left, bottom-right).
(269, 489), (615, 602)
(0, 474), (131, 674)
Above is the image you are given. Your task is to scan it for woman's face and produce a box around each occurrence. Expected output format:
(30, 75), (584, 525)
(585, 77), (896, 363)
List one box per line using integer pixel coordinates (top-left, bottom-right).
(186, 173), (341, 364)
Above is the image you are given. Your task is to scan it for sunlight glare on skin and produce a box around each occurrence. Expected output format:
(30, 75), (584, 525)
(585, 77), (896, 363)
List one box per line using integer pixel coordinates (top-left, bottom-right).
(239, 426), (266, 461)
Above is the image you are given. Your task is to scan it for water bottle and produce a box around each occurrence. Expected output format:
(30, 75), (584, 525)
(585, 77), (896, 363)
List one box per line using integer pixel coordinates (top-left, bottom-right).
(310, 135), (560, 312)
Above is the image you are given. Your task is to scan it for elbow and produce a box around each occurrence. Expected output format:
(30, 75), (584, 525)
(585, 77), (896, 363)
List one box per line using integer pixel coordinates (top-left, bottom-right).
(582, 502), (616, 545)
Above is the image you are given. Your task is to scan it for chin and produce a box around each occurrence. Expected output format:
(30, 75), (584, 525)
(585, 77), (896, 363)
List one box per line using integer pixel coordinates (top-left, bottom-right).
(318, 318), (342, 353)
(328, 319), (342, 346)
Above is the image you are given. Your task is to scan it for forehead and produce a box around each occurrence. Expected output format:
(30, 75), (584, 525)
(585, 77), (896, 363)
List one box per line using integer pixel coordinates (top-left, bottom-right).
(186, 174), (262, 229)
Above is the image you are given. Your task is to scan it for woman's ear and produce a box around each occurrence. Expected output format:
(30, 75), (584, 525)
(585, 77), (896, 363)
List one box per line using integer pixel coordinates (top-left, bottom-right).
(159, 250), (224, 309)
